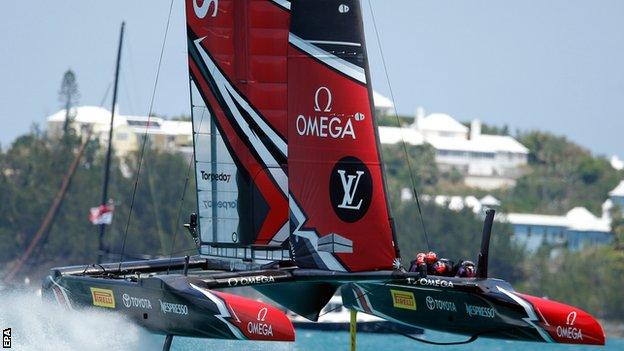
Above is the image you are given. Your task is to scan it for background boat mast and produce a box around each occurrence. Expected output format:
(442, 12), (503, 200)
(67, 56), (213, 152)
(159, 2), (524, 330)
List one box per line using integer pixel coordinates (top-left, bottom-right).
(98, 22), (125, 264)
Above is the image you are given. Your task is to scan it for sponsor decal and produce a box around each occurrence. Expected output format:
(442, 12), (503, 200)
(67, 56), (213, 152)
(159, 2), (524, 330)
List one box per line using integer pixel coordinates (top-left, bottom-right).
(425, 296), (457, 312)
(159, 300), (188, 316)
(2, 328), (10, 349)
(465, 303), (496, 318)
(338, 4), (350, 13)
(406, 277), (455, 288)
(329, 156), (372, 223)
(193, 0), (218, 18)
(90, 287), (115, 308)
(122, 293), (152, 310)
(314, 87), (332, 112)
(200, 171), (231, 183)
(556, 311), (583, 341)
(203, 200), (237, 210)
(295, 87), (362, 140)
(247, 307), (273, 337)
(390, 290), (417, 310)
(227, 275), (275, 287)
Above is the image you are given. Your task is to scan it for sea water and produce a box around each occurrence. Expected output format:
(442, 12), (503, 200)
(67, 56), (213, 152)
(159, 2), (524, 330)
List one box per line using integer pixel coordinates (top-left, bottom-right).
(1, 292), (622, 351)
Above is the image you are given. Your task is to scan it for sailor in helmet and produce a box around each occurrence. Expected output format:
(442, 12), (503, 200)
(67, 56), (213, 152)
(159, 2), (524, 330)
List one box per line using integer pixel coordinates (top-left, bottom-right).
(454, 260), (476, 278)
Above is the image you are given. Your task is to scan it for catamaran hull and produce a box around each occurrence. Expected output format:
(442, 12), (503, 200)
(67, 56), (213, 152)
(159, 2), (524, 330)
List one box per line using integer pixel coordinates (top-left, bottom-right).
(42, 272), (295, 342)
(341, 280), (605, 345)
(42, 258), (605, 346)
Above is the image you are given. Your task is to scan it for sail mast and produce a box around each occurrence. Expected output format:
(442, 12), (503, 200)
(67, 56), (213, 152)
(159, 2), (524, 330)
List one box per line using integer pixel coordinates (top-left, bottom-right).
(97, 22), (125, 263)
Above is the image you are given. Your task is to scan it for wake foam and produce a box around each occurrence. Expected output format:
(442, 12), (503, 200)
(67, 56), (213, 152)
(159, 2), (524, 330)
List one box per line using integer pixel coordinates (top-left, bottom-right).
(0, 290), (161, 351)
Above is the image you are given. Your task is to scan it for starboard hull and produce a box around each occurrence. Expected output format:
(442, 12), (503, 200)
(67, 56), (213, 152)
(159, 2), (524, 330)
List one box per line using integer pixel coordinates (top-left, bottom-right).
(341, 277), (605, 345)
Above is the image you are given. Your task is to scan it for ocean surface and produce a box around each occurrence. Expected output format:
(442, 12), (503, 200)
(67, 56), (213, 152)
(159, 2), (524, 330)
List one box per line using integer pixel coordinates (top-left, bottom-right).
(1, 291), (621, 351)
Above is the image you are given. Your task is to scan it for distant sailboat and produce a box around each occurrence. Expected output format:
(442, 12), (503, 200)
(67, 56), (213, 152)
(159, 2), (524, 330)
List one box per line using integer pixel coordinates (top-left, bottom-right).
(42, 0), (605, 349)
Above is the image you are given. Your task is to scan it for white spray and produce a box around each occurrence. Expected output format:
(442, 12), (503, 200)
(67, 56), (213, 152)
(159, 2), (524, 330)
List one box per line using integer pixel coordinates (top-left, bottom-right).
(0, 290), (161, 351)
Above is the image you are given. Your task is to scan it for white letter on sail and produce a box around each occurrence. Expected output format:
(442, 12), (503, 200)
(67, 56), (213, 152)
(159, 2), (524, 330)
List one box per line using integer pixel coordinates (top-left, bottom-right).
(337, 170), (364, 210)
(194, 0), (219, 19)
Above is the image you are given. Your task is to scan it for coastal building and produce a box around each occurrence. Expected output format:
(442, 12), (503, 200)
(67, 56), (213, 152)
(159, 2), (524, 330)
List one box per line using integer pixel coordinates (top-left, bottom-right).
(409, 193), (501, 215)
(46, 106), (193, 156)
(372, 91), (395, 117)
(417, 191), (613, 253)
(608, 180), (624, 210)
(378, 109), (528, 190)
(504, 207), (612, 253)
(47, 92), (395, 156)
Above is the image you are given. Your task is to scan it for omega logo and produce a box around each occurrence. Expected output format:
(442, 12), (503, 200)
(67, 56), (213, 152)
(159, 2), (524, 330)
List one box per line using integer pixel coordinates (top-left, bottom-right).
(194, 0), (219, 19)
(257, 307), (268, 322)
(566, 311), (577, 326)
(314, 87), (332, 112)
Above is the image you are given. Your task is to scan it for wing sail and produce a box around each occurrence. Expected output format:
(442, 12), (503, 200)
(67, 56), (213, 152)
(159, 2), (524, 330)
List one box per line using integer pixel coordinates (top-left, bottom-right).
(287, 0), (398, 272)
(186, 0), (291, 260)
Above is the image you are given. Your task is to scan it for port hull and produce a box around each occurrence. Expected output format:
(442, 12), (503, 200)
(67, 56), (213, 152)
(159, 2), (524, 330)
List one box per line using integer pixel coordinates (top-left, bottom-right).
(43, 268), (295, 341)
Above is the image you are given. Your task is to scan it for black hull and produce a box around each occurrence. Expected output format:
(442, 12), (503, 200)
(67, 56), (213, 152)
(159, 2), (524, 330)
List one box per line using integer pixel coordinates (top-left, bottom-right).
(42, 258), (295, 342)
(42, 255), (605, 345)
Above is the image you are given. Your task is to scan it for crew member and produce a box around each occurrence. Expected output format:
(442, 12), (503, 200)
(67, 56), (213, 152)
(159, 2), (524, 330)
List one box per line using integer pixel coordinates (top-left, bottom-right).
(408, 252), (426, 273)
(432, 258), (452, 276)
(455, 260), (476, 278)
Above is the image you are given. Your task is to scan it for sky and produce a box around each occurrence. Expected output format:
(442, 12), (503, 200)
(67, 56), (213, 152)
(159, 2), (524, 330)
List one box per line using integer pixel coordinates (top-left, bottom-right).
(1, 0), (623, 157)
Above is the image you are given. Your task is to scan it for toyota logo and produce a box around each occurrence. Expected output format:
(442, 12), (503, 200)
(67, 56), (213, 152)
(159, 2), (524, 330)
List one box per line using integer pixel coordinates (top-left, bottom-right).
(122, 293), (131, 308)
(426, 296), (435, 310)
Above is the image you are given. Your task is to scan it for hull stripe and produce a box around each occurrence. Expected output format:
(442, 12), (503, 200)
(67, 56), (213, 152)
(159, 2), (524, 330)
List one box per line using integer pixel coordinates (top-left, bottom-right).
(190, 283), (246, 340)
(497, 286), (554, 343)
(51, 278), (72, 310)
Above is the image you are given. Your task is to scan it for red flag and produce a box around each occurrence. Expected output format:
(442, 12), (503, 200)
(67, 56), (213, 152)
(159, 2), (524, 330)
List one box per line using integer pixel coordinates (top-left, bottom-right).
(89, 204), (114, 225)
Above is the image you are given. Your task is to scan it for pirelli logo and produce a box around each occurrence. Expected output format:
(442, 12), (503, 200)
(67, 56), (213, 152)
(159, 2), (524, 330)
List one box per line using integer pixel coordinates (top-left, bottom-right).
(391, 290), (417, 310)
(90, 287), (116, 308)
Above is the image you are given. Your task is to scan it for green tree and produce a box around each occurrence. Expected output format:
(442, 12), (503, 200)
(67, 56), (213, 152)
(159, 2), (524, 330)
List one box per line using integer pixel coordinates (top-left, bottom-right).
(497, 131), (620, 214)
(58, 70), (80, 135)
(0, 132), (197, 278)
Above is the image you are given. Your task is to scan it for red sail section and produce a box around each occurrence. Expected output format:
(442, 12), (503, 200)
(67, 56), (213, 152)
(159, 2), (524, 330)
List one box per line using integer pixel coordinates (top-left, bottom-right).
(187, 0), (289, 136)
(287, 0), (397, 272)
(186, 0), (290, 249)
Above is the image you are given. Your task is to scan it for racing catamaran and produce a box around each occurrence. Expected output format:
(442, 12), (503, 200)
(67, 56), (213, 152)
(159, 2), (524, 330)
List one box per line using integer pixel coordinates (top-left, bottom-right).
(43, 0), (605, 348)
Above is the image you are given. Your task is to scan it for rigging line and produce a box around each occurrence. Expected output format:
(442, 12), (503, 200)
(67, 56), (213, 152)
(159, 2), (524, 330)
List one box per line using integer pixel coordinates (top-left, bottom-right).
(121, 69), (137, 115)
(145, 158), (167, 251)
(118, 0), (175, 271)
(99, 82), (113, 107)
(167, 247), (200, 256)
(166, 108), (206, 274)
(366, 0), (431, 251)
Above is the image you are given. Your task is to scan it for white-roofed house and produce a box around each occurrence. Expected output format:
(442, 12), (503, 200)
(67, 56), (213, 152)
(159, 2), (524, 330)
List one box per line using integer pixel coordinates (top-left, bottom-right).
(378, 108), (529, 189)
(608, 180), (624, 211)
(46, 106), (192, 156)
(372, 91), (395, 117)
(504, 207), (612, 253)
